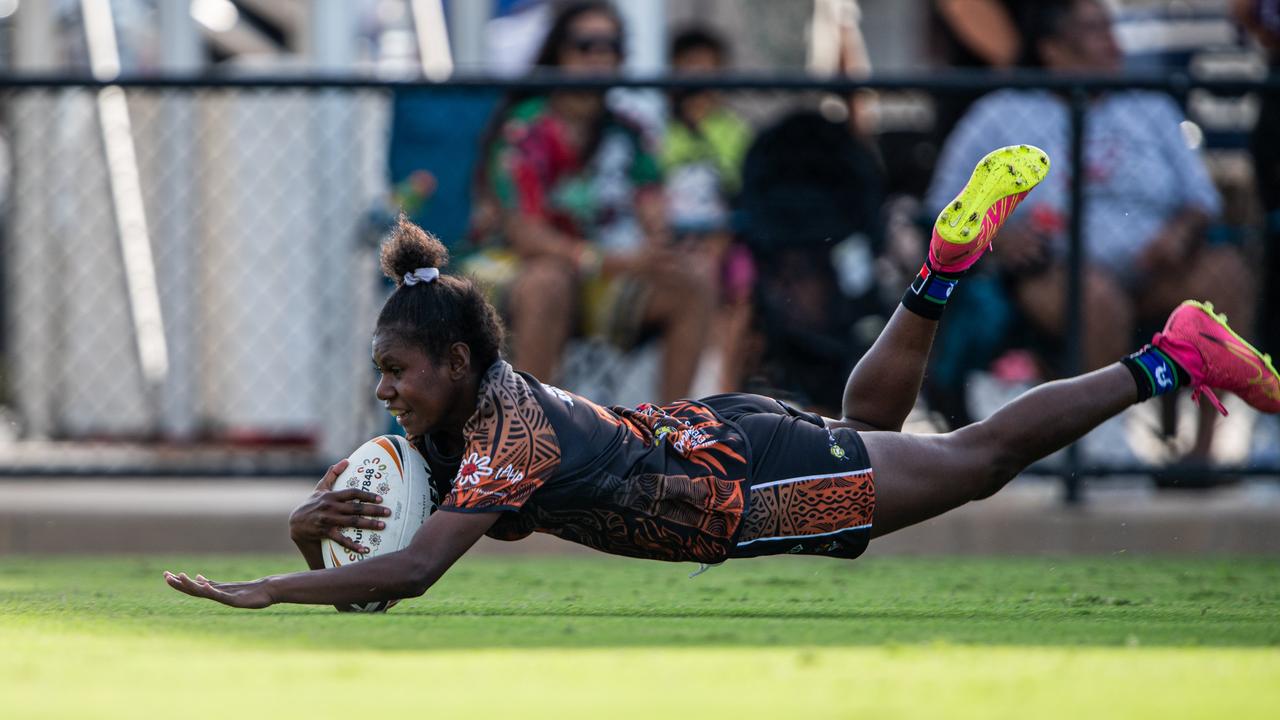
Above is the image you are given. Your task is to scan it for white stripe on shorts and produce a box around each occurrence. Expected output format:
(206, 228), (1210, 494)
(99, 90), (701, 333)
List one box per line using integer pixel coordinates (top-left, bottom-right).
(736, 523), (872, 547)
(747, 467), (872, 492)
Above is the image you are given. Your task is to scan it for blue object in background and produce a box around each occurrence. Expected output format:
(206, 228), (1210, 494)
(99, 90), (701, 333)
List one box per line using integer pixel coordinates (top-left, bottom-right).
(381, 88), (499, 438)
(387, 89), (501, 251)
(494, 0), (540, 16)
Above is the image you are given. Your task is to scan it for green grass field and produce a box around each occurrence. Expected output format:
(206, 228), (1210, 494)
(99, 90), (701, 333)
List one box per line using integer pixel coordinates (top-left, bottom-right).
(2, 554), (1279, 719)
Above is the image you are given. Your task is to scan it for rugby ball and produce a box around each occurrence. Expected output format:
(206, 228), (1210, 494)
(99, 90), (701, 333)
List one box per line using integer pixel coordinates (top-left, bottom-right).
(321, 434), (435, 612)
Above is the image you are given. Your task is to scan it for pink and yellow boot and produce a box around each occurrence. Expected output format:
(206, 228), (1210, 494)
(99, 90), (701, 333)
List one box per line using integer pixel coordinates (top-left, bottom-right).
(930, 144), (1051, 274)
(904, 144), (1050, 320)
(1152, 300), (1280, 416)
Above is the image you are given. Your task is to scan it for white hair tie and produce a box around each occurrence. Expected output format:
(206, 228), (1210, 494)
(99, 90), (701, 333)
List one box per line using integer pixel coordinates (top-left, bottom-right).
(403, 267), (440, 286)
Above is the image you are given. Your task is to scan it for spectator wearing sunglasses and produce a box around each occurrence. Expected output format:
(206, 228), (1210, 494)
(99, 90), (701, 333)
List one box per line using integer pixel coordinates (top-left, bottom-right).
(469, 1), (716, 404)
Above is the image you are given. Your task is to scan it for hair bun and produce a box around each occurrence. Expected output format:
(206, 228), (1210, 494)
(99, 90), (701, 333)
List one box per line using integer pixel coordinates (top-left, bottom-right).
(380, 215), (449, 288)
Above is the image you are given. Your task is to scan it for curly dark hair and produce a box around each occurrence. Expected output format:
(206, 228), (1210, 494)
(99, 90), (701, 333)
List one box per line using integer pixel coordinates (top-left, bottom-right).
(376, 216), (505, 374)
(671, 25), (727, 64)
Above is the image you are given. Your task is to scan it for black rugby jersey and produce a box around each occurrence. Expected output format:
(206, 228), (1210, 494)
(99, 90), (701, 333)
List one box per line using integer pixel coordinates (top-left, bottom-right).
(418, 361), (752, 563)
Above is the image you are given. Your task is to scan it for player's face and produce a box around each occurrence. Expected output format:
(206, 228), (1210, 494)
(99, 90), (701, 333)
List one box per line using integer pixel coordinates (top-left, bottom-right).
(371, 331), (469, 437)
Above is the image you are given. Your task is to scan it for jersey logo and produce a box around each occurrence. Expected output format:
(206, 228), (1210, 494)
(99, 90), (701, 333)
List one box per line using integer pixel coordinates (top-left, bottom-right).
(456, 452), (494, 486)
(825, 428), (849, 461)
(495, 464), (525, 485)
(543, 383), (575, 406)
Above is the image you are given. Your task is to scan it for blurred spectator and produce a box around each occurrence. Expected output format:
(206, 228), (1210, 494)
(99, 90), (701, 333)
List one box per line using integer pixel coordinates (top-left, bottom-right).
(722, 0), (885, 414)
(918, 0), (1028, 427)
(808, 0), (877, 137)
(662, 26), (755, 393)
(933, 0), (1024, 70)
(1234, 0), (1280, 361)
(927, 0), (1254, 461)
(929, 0), (1024, 143)
(664, 27), (751, 238)
(737, 110), (885, 414)
(384, 91), (499, 251)
(468, 1), (715, 402)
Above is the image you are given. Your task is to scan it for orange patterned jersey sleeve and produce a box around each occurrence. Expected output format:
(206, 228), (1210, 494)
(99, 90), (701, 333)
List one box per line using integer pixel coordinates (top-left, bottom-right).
(439, 363), (562, 513)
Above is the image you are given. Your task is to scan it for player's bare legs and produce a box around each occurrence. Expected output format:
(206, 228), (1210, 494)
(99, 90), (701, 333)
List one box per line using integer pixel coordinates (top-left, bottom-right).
(838, 308), (938, 431)
(866, 301), (1280, 538)
(837, 144), (1049, 431)
(866, 364), (1134, 536)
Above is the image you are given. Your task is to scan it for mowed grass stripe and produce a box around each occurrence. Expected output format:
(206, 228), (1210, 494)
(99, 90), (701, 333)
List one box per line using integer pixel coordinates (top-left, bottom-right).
(2, 555), (1278, 718)
(2, 555), (1277, 648)
(3, 631), (1279, 720)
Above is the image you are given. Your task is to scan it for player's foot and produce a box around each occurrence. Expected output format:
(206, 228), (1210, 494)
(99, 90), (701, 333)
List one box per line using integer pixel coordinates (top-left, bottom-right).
(929, 144), (1050, 274)
(1152, 300), (1280, 416)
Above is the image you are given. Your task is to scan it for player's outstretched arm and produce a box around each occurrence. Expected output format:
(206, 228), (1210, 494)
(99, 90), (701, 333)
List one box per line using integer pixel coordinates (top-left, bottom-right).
(164, 510), (498, 610)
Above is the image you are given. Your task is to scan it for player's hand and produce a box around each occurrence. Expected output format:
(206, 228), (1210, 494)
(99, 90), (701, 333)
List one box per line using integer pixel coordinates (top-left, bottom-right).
(163, 571), (274, 609)
(288, 459), (391, 554)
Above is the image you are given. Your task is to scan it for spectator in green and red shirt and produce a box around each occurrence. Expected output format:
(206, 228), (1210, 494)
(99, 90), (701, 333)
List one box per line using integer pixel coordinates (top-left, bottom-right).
(470, 1), (716, 403)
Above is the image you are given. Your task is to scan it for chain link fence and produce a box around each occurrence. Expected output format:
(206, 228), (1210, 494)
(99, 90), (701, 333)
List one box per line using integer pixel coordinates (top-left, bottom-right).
(0, 74), (1276, 495)
(2, 83), (393, 474)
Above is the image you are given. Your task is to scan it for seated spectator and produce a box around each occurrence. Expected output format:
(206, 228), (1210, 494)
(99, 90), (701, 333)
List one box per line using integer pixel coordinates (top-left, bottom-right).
(737, 110), (886, 415)
(927, 0), (1256, 460)
(469, 1), (715, 403)
(662, 26), (755, 393)
(1233, 0), (1280, 365)
(928, 0), (1025, 160)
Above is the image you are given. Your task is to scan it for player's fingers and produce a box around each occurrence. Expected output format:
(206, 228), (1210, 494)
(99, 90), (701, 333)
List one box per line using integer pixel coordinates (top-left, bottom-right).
(316, 459), (349, 490)
(327, 528), (369, 554)
(163, 571), (193, 594)
(346, 515), (387, 531)
(330, 488), (384, 504)
(335, 501), (391, 518)
(187, 576), (233, 603)
(176, 574), (232, 604)
(165, 571), (208, 598)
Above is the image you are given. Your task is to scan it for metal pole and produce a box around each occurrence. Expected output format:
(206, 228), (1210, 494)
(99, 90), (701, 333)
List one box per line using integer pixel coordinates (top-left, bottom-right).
(155, 0), (202, 440)
(308, 0), (361, 457)
(160, 1), (202, 71)
(410, 0), (454, 80)
(82, 0), (171, 430)
(10, 0), (60, 439)
(1063, 86), (1088, 505)
(310, 0), (357, 71)
(614, 0), (667, 74)
(448, 0), (490, 72)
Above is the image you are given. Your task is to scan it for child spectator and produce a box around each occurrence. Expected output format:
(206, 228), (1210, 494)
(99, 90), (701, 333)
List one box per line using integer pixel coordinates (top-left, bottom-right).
(663, 26), (755, 392)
